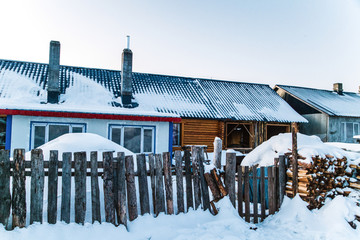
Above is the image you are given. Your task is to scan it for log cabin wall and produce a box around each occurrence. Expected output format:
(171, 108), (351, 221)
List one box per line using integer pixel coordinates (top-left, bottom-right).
(173, 119), (220, 152)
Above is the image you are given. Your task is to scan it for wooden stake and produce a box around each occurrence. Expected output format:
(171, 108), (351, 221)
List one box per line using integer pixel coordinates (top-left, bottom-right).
(30, 149), (44, 224)
(292, 122), (298, 197)
(0, 150), (10, 227)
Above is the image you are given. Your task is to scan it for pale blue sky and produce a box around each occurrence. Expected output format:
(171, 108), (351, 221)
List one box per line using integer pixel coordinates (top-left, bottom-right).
(1, 0), (360, 91)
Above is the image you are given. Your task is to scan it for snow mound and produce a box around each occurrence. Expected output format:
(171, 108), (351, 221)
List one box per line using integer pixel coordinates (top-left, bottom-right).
(241, 133), (360, 166)
(25, 133), (134, 160)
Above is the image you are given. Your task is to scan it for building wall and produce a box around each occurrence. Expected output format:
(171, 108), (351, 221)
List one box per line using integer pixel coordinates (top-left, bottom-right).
(10, 115), (170, 155)
(299, 113), (328, 142)
(328, 116), (360, 143)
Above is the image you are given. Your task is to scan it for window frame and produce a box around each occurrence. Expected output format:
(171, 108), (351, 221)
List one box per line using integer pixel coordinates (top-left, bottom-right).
(172, 123), (182, 147)
(341, 122), (360, 142)
(30, 121), (86, 149)
(109, 124), (156, 154)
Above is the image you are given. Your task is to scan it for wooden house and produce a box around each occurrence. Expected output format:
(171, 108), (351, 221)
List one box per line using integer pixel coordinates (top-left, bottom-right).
(0, 41), (306, 155)
(275, 83), (360, 143)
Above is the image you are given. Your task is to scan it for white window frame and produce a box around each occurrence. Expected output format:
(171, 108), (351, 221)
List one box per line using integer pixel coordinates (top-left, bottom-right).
(31, 122), (86, 149)
(341, 122), (360, 142)
(109, 125), (155, 153)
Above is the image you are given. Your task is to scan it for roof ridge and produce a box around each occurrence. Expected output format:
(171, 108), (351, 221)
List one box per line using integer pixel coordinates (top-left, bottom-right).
(276, 84), (358, 95)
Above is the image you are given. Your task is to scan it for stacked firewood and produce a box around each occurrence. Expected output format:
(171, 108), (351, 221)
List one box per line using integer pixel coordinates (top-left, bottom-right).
(285, 154), (360, 209)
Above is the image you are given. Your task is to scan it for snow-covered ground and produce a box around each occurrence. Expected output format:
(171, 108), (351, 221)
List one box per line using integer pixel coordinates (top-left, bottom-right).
(325, 142), (360, 153)
(1, 195), (359, 240)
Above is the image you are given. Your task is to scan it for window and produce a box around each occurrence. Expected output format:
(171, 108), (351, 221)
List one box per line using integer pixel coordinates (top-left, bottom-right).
(31, 122), (85, 149)
(172, 123), (181, 147)
(226, 123), (252, 148)
(109, 125), (155, 153)
(0, 116), (6, 149)
(341, 122), (360, 142)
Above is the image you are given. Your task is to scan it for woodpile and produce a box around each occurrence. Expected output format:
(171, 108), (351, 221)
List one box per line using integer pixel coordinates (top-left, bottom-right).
(286, 154), (360, 209)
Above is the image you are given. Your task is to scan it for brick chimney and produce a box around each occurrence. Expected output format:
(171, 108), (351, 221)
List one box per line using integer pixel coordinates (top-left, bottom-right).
(121, 36), (133, 106)
(333, 83), (343, 95)
(47, 41), (61, 103)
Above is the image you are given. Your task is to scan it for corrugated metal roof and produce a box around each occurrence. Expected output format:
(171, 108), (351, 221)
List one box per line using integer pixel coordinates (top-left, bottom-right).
(277, 84), (360, 117)
(0, 59), (306, 122)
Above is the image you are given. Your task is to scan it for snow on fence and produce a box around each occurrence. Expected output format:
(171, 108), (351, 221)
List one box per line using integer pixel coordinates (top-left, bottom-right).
(0, 147), (287, 230)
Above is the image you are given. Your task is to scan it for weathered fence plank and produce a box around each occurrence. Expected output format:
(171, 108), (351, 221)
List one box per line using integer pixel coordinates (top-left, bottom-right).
(268, 166), (275, 215)
(0, 150), (11, 227)
(184, 150), (193, 211)
(275, 159), (280, 210)
(252, 166), (258, 223)
(90, 151), (101, 224)
(137, 154), (150, 215)
(198, 148), (210, 211)
(213, 137), (222, 169)
(155, 154), (165, 215)
(61, 152), (72, 224)
(292, 123), (298, 196)
(163, 152), (174, 215)
(175, 151), (184, 214)
(116, 152), (127, 227)
(12, 149), (26, 229)
(74, 152), (86, 225)
(48, 150), (58, 224)
(237, 165), (243, 218)
(30, 149), (44, 224)
(148, 153), (156, 213)
(244, 166), (250, 223)
(192, 147), (201, 210)
(125, 155), (138, 221)
(225, 152), (236, 207)
(279, 155), (286, 206)
(260, 167), (266, 221)
(103, 151), (115, 224)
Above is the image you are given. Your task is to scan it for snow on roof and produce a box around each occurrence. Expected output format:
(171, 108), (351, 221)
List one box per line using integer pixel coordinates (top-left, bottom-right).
(276, 84), (360, 117)
(25, 133), (134, 160)
(241, 133), (360, 167)
(0, 59), (306, 122)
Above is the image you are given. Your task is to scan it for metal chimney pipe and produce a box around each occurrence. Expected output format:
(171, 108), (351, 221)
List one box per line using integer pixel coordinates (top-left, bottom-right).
(47, 41), (61, 103)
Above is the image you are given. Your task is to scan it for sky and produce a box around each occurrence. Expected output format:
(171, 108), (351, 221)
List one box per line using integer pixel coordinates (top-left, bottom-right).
(1, 0), (360, 92)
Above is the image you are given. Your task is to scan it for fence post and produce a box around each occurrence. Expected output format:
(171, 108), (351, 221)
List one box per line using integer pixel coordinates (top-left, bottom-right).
(175, 151), (184, 214)
(155, 154), (165, 215)
(225, 152), (236, 207)
(292, 122), (298, 196)
(0, 150), (11, 227)
(213, 137), (222, 169)
(237, 165), (243, 217)
(103, 151), (115, 224)
(116, 152), (127, 227)
(48, 150), (58, 224)
(137, 153), (150, 215)
(12, 149), (26, 228)
(279, 155), (286, 207)
(260, 167), (266, 221)
(125, 155), (138, 221)
(90, 151), (101, 224)
(30, 149), (44, 224)
(198, 148), (210, 211)
(148, 153), (156, 214)
(184, 150), (193, 211)
(163, 152), (174, 215)
(252, 166), (258, 223)
(192, 146), (201, 210)
(268, 166), (275, 215)
(74, 151), (86, 225)
(61, 152), (72, 224)
(244, 166), (250, 222)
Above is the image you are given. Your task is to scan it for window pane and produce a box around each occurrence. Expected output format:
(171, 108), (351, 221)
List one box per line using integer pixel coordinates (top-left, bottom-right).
(124, 127), (141, 153)
(346, 123), (353, 141)
(143, 129), (153, 152)
(0, 117), (6, 148)
(72, 126), (83, 133)
(49, 125), (69, 141)
(354, 124), (359, 136)
(34, 126), (46, 148)
(111, 128), (122, 145)
(173, 123), (181, 146)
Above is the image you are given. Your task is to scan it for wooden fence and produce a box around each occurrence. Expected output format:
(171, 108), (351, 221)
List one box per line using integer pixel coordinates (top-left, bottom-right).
(0, 148), (287, 229)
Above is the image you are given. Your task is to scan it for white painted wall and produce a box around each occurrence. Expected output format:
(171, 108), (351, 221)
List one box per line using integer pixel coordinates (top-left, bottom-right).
(10, 115), (170, 156)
